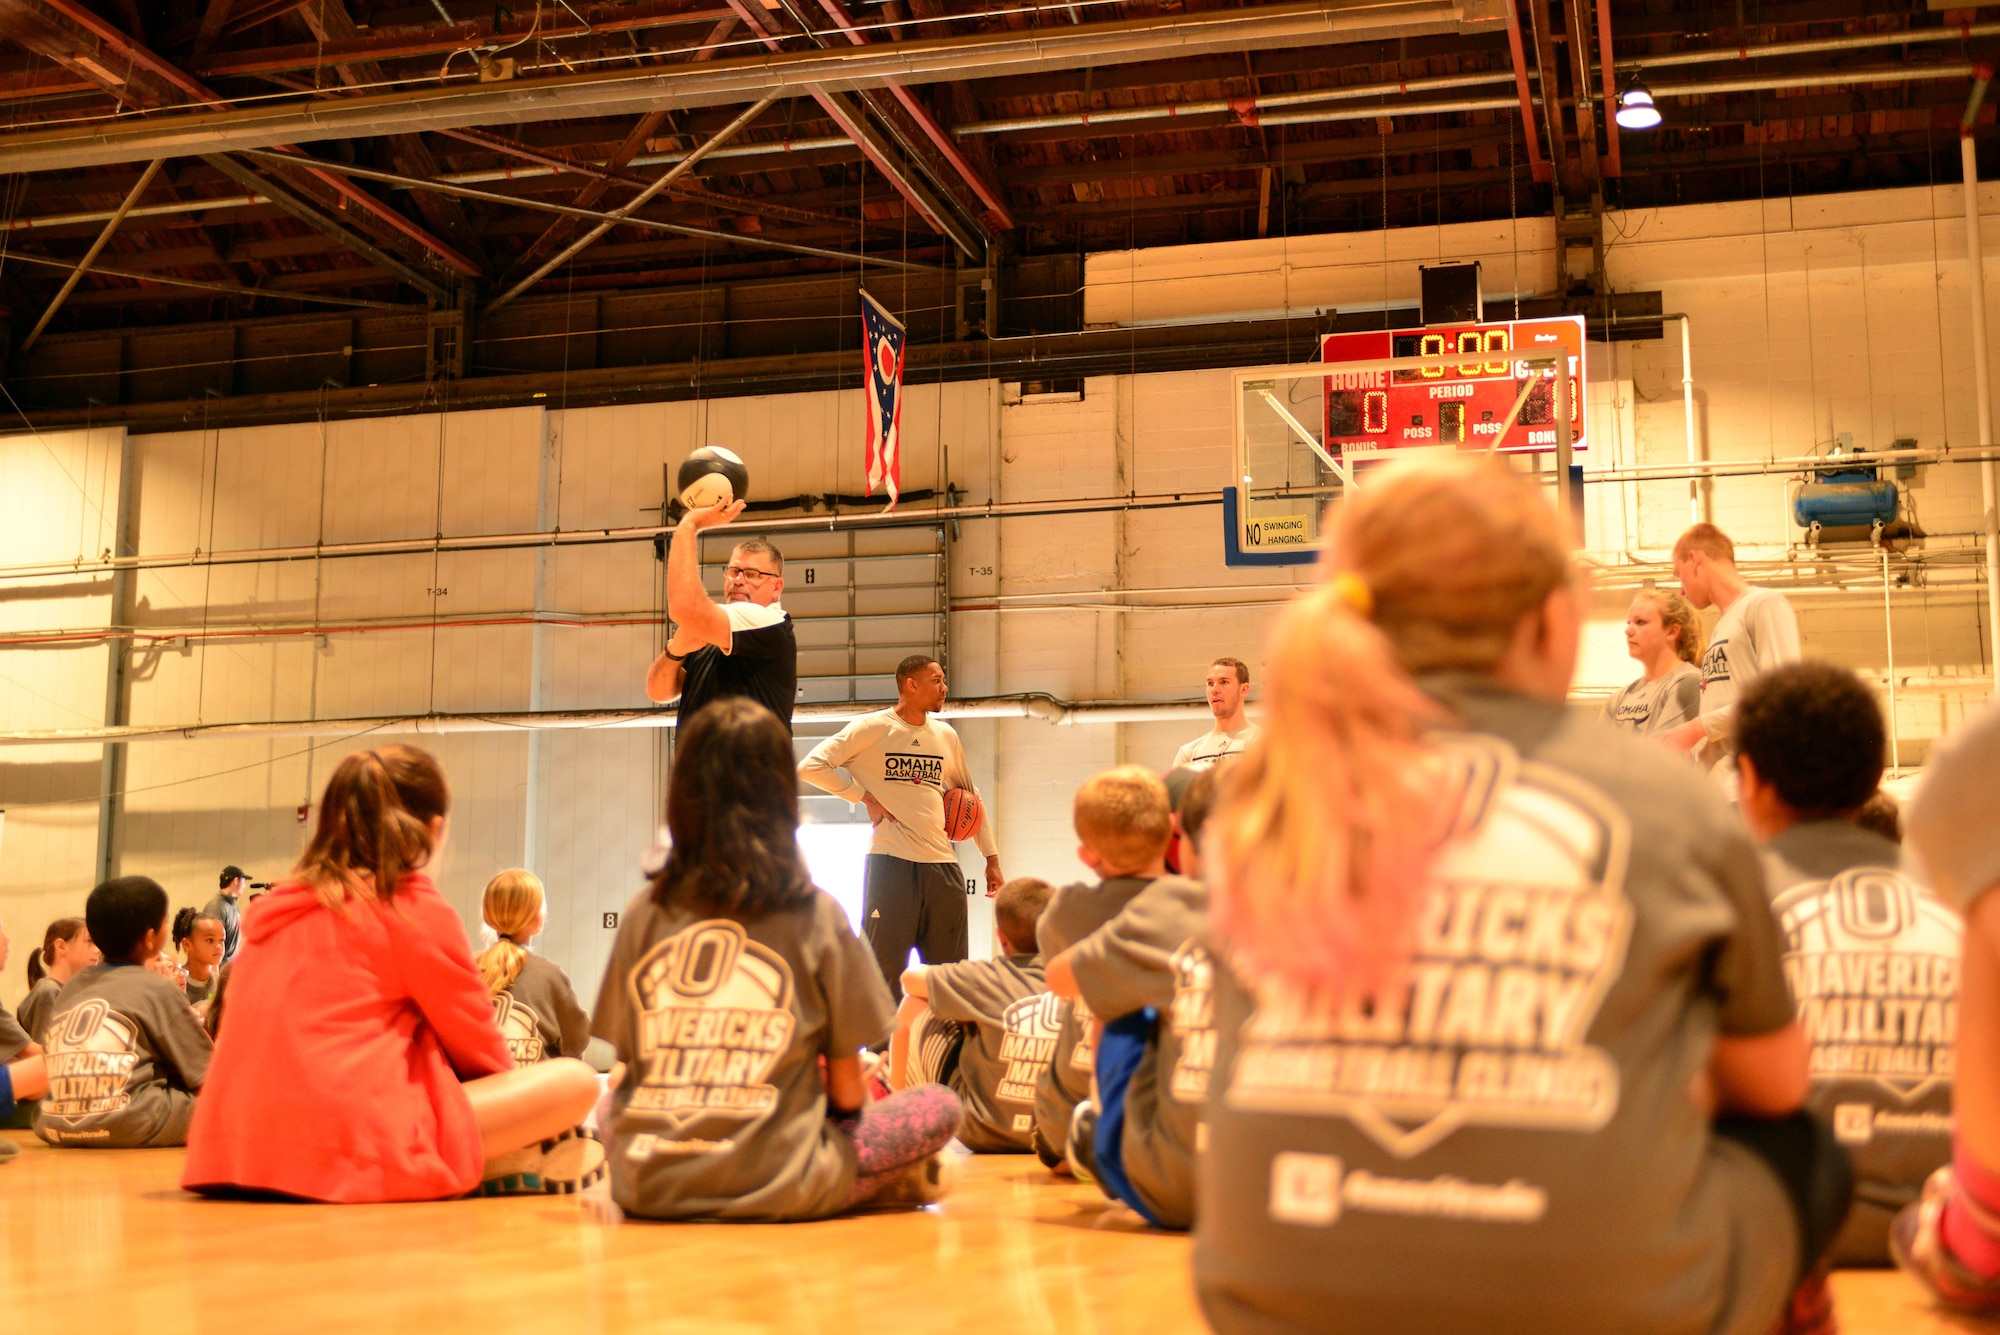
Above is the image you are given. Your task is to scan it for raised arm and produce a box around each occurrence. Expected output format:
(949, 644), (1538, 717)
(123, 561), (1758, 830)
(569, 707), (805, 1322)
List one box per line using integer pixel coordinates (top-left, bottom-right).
(645, 501), (744, 702)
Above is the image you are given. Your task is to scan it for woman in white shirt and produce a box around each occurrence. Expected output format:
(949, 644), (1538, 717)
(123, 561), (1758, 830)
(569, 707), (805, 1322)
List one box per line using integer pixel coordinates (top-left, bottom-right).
(1603, 590), (1703, 736)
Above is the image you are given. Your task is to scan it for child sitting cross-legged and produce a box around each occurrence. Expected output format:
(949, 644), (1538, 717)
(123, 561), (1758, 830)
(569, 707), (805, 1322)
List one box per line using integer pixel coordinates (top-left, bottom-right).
(889, 877), (1060, 1152)
(594, 697), (963, 1221)
(1046, 764), (1222, 1229)
(476, 870), (592, 1065)
(1032, 766), (1188, 1175)
(37, 876), (213, 1149)
(183, 745), (603, 1202)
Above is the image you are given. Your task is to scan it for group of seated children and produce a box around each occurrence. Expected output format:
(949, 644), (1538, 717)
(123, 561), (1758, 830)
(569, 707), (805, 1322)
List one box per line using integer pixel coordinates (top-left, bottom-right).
(3, 452), (1999, 1334)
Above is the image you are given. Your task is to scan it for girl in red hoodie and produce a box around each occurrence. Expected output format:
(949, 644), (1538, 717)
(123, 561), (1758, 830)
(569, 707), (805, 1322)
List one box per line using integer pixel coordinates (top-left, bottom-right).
(183, 745), (601, 1202)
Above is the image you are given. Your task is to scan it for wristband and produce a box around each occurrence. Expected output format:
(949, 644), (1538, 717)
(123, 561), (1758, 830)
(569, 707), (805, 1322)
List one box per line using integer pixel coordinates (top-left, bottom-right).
(662, 646), (686, 662)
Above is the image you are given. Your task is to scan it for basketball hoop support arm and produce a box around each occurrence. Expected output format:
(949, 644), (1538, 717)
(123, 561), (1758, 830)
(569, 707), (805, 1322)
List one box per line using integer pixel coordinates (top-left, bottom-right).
(1256, 389), (1356, 488)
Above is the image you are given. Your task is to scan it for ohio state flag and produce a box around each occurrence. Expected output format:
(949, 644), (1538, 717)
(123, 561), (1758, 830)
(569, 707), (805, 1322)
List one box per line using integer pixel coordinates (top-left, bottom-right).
(860, 289), (906, 509)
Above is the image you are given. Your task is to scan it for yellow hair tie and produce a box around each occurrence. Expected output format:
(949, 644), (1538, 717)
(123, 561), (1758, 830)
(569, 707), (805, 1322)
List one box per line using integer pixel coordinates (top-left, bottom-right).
(1329, 571), (1374, 618)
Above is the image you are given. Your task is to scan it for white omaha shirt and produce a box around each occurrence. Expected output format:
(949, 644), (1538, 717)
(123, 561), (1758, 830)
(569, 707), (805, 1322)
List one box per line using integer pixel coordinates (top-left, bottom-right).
(1172, 721), (1262, 770)
(799, 708), (1000, 864)
(1698, 585), (1802, 744)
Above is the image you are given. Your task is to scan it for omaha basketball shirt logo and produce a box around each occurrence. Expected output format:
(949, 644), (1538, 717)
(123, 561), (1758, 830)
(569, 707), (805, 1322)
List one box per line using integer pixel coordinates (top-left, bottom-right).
(996, 993), (1064, 1104)
(1227, 737), (1634, 1159)
(883, 752), (944, 787)
(492, 993), (546, 1064)
(626, 920), (797, 1149)
(1772, 868), (1958, 1102)
(43, 998), (141, 1119)
(1700, 638), (1732, 688)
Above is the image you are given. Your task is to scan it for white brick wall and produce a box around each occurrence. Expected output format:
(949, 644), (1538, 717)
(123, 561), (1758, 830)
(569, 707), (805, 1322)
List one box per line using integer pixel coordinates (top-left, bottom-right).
(7, 182), (1997, 1005)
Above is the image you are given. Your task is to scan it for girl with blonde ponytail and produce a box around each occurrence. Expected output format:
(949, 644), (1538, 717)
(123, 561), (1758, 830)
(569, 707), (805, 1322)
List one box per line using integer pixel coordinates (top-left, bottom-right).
(1603, 588), (1705, 735)
(1195, 454), (1846, 1335)
(475, 870), (591, 1065)
(184, 745), (603, 1203)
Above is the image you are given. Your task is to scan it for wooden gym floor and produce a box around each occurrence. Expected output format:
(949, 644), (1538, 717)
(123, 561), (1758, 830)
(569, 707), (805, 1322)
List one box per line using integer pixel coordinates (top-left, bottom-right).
(0, 1129), (1982, 1334)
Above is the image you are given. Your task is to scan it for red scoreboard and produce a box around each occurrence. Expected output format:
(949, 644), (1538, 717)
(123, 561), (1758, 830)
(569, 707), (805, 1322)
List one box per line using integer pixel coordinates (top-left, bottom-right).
(1319, 315), (1587, 457)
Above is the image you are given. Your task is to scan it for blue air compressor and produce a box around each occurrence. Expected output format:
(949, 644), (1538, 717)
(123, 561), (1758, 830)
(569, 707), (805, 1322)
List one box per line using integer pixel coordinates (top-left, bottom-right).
(1793, 468), (1899, 530)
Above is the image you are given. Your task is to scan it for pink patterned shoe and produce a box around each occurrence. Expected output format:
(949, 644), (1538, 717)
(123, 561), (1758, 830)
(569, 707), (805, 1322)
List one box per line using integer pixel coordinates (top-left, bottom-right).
(1890, 1166), (2000, 1313)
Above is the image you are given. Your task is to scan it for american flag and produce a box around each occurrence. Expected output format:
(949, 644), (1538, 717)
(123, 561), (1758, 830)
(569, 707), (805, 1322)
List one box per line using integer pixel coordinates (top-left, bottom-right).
(860, 289), (906, 510)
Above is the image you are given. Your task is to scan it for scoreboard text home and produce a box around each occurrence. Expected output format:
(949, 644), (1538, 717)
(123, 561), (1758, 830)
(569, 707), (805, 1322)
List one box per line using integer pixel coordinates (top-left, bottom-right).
(1320, 316), (1588, 458)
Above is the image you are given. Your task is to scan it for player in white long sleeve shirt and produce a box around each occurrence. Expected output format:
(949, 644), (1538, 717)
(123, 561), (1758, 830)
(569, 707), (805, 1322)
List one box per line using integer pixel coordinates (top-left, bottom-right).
(800, 656), (1002, 1000)
(1171, 657), (1262, 769)
(1662, 522), (1802, 761)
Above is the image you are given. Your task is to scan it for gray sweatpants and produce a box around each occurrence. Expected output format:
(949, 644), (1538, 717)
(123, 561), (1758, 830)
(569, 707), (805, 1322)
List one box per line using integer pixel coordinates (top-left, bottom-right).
(862, 855), (967, 1003)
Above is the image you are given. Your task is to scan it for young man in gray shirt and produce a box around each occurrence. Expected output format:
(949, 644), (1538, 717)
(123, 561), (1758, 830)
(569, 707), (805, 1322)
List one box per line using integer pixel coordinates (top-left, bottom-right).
(37, 877), (212, 1149)
(1737, 662), (1955, 1265)
(1662, 523), (1802, 767)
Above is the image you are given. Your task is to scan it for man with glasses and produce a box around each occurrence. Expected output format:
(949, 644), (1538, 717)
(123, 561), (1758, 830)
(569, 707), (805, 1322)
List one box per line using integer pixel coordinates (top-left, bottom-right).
(645, 499), (798, 732)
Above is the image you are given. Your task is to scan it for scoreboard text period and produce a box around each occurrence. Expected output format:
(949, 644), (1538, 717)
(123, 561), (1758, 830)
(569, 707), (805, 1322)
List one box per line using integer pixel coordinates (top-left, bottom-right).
(1319, 315), (1587, 457)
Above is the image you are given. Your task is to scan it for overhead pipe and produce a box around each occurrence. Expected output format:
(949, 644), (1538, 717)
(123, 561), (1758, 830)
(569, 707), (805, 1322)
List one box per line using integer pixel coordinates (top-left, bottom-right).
(0, 694), (1216, 746)
(15, 437), (2000, 586)
(5, 61), (1974, 236)
(950, 69), (1531, 136)
(0, 1), (1506, 173)
(1616, 21), (2000, 74)
(1964, 65), (2000, 697)
(0, 489), (1226, 583)
(1651, 63), (1974, 99)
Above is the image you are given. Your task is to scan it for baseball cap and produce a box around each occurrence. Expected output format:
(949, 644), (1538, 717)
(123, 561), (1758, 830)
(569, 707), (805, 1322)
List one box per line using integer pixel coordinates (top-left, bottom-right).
(219, 865), (249, 888)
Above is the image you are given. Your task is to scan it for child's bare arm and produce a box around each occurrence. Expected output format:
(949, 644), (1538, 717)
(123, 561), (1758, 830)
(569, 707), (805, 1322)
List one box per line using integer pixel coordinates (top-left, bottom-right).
(900, 964), (930, 1000)
(1045, 948), (1080, 1000)
(888, 994), (928, 1091)
(826, 1053), (866, 1113)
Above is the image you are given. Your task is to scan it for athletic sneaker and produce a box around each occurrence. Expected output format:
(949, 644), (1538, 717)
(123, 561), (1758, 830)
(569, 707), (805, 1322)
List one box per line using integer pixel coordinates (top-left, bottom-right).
(867, 1151), (960, 1208)
(1066, 1099), (1100, 1185)
(1891, 1167), (2000, 1313)
(476, 1126), (606, 1197)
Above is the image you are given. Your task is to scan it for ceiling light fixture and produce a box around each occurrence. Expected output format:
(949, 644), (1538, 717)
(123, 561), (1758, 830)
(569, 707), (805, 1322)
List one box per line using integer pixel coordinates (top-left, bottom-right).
(1615, 73), (1662, 131)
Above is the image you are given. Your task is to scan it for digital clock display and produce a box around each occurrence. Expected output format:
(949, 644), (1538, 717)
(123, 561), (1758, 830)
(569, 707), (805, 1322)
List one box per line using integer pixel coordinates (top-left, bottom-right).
(1320, 315), (1588, 456)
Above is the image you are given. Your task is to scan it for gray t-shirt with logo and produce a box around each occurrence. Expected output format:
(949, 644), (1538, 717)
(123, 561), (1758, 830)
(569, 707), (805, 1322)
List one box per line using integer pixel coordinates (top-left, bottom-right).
(1033, 875), (1157, 1160)
(0, 1000), (30, 1063)
(592, 886), (895, 1221)
(1764, 818), (1956, 1265)
(35, 963), (212, 1148)
(1068, 874), (1214, 1228)
(1603, 662), (1701, 736)
(18, 977), (60, 1045)
(1194, 675), (1800, 1335)
(924, 953), (1058, 1152)
(494, 951), (592, 1063)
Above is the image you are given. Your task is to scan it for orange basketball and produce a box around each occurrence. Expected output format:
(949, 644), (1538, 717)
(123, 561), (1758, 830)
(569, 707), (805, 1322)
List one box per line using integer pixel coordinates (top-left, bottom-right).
(942, 787), (983, 841)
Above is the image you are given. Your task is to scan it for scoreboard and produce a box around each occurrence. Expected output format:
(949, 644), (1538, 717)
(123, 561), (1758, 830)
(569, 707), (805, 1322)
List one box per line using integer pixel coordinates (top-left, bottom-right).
(1320, 315), (1587, 457)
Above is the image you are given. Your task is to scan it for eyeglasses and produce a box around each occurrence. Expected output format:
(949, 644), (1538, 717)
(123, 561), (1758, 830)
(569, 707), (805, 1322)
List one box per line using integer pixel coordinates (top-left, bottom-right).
(724, 564), (780, 583)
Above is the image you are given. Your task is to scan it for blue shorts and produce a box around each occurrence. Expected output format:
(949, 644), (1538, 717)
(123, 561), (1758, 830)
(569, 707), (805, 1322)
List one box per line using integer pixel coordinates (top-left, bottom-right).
(1092, 1008), (1168, 1229)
